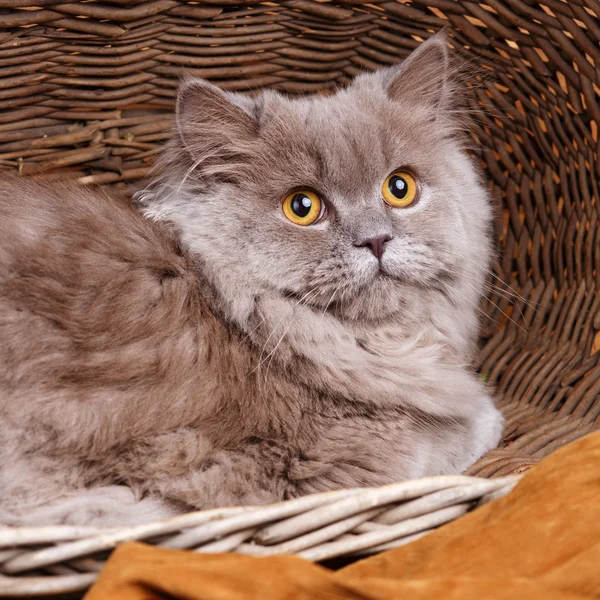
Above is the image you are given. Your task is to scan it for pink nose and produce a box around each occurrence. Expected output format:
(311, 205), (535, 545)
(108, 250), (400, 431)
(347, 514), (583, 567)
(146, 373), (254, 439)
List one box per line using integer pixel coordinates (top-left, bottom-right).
(355, 234), (392, 260)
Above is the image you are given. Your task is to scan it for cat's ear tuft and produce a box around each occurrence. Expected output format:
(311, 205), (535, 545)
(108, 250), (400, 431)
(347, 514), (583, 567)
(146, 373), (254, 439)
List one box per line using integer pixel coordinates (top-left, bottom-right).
(175, 77), (258, 157)
(382, 33), (451, 112)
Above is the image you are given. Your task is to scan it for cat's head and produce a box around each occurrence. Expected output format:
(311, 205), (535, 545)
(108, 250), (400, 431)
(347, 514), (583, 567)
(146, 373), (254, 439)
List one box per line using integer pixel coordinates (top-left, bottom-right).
(139, 33), (492, 332)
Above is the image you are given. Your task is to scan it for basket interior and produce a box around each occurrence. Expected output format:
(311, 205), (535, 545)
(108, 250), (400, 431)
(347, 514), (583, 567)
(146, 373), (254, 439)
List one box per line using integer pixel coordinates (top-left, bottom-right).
(1, 0), (599, 476)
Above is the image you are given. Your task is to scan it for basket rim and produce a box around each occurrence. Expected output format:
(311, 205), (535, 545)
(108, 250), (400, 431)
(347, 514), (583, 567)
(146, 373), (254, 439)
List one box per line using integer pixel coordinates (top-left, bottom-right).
(0, 473), (521, 597)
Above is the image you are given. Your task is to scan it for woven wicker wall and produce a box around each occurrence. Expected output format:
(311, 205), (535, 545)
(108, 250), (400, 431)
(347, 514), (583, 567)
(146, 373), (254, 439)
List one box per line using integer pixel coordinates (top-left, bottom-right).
(0, 0), (599, 476)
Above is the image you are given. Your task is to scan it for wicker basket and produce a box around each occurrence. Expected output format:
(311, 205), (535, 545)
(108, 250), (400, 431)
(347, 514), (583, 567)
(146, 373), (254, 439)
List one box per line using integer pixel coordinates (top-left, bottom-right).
(0, 0), (599, 596)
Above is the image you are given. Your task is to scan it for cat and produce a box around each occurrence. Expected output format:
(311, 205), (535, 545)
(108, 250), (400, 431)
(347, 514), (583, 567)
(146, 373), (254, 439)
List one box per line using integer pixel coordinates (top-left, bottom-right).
(0, 33), (503, 527)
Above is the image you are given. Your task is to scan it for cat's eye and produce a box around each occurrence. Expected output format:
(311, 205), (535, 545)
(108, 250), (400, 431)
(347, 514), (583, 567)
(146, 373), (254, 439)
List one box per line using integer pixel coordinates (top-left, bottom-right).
(282, 190), (323, 226)
(382, 171), (418, 208)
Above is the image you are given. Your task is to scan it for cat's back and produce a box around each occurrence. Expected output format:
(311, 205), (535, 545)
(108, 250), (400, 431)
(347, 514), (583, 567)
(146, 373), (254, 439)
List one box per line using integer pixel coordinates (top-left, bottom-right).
(0, 174), (198, 328)
(0, 175), (203, 400)
(0, 175), (179, 268)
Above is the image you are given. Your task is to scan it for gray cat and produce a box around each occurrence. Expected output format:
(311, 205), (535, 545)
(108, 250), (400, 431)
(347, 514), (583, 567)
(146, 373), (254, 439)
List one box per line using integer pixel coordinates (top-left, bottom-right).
(0, 34), (503, 527)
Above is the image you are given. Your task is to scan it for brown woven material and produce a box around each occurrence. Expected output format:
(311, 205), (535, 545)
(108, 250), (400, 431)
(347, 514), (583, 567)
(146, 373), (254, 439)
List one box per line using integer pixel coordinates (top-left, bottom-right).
(0, 1), (599, 477)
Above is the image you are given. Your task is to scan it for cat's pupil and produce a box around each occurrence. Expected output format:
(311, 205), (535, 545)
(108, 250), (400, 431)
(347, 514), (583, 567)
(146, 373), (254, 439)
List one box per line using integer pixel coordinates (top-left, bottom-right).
(389, 176), (407, 199)
(291, 194), (312, 218)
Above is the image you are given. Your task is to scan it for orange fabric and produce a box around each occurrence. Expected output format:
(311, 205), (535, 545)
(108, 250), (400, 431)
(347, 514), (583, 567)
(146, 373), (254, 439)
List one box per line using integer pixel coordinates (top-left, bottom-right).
(85, 431), (600, 600)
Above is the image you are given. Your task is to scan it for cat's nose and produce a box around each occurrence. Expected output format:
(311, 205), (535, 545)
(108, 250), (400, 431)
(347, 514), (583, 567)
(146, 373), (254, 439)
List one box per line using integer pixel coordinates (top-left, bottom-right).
(355, 234), (392, 260)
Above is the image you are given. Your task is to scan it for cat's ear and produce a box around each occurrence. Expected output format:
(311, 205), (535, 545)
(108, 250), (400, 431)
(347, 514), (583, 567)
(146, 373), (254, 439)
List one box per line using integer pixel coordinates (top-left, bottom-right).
(380, 33), (451, 113)
(175, 77), (258, 159)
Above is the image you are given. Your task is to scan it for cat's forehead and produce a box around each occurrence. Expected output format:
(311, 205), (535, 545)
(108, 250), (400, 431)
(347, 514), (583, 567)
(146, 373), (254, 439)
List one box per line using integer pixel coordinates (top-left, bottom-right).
(263, 91), (396, 160)
(255, 89), (432, 195)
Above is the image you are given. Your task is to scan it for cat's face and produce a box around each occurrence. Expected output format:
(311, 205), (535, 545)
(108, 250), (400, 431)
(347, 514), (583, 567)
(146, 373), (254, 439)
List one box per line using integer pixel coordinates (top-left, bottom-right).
(141, 35), (492, 325)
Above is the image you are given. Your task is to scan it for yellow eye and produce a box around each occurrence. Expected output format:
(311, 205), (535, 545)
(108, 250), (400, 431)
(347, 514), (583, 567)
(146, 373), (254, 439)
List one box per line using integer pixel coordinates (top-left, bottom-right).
(382, 171), (418, 208)
(282, 190), (322, 226)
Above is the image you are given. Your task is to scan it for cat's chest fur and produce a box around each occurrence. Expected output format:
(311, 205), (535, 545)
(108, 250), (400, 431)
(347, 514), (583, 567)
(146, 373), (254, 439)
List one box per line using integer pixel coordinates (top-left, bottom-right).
(190, 297), (471, 488)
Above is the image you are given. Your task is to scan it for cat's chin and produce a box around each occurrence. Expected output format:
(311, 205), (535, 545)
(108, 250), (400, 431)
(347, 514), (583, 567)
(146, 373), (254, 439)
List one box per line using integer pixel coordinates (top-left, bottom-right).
(328, 284), (411, 324)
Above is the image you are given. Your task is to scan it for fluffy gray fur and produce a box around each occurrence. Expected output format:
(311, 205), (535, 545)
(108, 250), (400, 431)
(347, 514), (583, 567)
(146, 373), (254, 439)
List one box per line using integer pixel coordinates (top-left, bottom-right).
(0, 34), (503, 526)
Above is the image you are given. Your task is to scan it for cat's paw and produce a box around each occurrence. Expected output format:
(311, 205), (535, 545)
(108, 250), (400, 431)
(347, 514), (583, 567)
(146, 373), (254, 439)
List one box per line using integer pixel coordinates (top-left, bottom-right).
(1, 486), (181, 527)
(466, 395), (505, 466)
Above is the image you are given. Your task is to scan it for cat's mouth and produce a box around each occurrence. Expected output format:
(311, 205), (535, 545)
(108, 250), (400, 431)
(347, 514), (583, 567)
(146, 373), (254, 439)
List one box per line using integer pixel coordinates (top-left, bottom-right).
(374, 264), (420, 289)
(375, 262), (400, 281)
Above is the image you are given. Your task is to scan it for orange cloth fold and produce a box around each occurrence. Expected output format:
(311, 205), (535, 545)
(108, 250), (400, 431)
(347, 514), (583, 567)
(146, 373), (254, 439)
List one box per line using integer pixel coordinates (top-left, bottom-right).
(85, 431), (600, 600)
